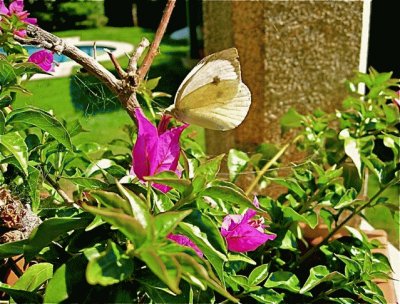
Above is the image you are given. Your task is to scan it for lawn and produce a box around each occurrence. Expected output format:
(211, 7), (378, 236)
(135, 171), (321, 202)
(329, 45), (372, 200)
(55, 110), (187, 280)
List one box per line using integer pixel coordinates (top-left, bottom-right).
(14, 26), (202, 149)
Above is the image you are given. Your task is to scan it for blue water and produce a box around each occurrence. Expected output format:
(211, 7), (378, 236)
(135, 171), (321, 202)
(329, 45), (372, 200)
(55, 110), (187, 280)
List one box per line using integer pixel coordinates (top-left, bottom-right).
(0, 45), (116, 62)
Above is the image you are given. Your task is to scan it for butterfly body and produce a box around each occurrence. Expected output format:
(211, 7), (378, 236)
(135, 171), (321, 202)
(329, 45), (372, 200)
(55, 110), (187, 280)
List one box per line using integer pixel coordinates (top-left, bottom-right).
(167, 48), (251, 131)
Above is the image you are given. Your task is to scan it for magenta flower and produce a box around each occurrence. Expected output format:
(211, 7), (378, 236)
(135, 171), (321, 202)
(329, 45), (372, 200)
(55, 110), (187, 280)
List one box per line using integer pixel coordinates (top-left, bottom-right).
(394, 90), (400, 108)
(28, 50), (54, 72)
(168, 233), (203, 258)
(131, 108), (188, 193)
(0, 0), (37, 37)
(221, 197), (276, 252)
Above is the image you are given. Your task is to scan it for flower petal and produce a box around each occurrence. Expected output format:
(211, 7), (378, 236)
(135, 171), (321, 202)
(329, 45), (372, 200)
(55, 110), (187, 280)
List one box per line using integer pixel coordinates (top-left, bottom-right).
(223, 223), (275, 252)
(168, 233), (203, 258)
(155, 124), (187, 174)
(132, 108), (159, 179)
(9, 0), (23, 14)
(28, 50), (54, 72)
(0, 0), (9, 15)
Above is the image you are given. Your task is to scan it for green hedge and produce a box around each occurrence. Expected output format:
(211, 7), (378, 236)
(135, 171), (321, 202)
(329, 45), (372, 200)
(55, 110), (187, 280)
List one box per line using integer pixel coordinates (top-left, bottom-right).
(25, 0), (108, 31)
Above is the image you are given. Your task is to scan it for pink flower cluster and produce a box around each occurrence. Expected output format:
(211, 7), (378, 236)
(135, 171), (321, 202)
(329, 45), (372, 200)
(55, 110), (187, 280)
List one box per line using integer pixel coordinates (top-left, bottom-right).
(131, 108), (187, 193)
(0, 0), (36, 37)
(221, 197), (276, 252)
(28, 49), (54, 72)
(132, 110), (275, 255)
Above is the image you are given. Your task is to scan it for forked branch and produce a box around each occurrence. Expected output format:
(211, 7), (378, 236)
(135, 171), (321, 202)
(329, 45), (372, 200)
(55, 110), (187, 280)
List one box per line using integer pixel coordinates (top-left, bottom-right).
(16, 0), (177, 120)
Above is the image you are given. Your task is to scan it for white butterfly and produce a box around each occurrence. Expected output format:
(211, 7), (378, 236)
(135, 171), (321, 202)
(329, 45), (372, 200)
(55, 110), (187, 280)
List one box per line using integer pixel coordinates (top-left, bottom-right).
(166, 48), (251, 131)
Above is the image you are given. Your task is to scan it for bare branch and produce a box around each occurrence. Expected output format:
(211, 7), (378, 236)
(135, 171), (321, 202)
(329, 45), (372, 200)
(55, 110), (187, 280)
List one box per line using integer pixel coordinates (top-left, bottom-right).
(23, 24), (123, 95)
(127, 37), (150, 75)
(137, 0), (176, 80)
(18, 24), (141, 119)
(105, 48), (127, 79)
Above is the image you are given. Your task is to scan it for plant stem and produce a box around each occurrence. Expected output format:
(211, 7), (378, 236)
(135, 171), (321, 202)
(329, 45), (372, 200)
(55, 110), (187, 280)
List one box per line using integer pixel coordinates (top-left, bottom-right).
(245, 135), (302, 196)
(299, 178), (399, 264)
(44, 174), (74, 204)
(137, 0), (176, 80)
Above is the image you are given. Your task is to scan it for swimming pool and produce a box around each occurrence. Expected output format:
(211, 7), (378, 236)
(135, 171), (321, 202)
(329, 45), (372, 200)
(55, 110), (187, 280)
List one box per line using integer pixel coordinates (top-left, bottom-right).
(0, 38), (134, 79)
(0, 45), (116, 63)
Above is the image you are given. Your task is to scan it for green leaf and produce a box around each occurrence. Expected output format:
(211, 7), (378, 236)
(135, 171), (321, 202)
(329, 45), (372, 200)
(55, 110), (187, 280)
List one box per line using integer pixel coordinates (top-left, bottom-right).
(339, 129), (362, 176)
(227, 253), (256, 265)
(0, 110), (5, 134)
(343, 163), (362, 192)
(249, 288), (284, 304)
(279, 230), (297, 251)
(264, 271), (300, 293)
(145, 77), (161, 90)
(383, 104), (399, 124)
(195, 154), (225, 183)
(0, 59), (17, 87)
(116, 181), (151, 229)
(27, 166), (41, 212)
(154, 209), (192, 239)
(175, 253), (238, 303)
(300, 266), (346, 294)
(86, 241), (134, 286)
(44, 255), (89, 303)
(90, 190), (133, 216)
(269, 178), (306, 201)
(0, 283), (42, 304)
(178, 222), (227, 281)
(144, 171), (191, 194)
(13, 62), (50, 77)
(334, 188), (357, 209)
(185, 210), (227, 255)
(0, 132), (28, 175)
(6, 107), (73, 150)
(201, 186), (255, 210)
(230, 275), (251, 290)
(0, 95), (12, 107)
(280, 108), (304, 131)
(0, 240), (27, 258)
(12, 263), (53, 292)
(24, 217), (91, 261)
(83, 204), (147, 247)
(248, 264), (270, 286)
(228, 149), (249, 182)
(138, 248), (181, 294)
(282, 207), (318, 228)
(63, 176), (108, 190)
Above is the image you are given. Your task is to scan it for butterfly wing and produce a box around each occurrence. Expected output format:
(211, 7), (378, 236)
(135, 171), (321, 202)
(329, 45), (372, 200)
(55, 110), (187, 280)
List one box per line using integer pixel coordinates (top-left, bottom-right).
(172, 82), (251, 131)
(171, 47), (251, 131)
(174, 48), (241, 104)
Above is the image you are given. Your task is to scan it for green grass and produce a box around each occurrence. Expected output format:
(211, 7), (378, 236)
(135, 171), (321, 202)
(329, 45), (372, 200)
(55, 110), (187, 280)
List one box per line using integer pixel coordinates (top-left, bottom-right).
(14, 26), (204, 148)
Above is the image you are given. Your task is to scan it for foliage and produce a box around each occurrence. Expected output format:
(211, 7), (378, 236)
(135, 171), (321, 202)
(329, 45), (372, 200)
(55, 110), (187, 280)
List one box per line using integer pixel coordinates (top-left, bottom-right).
(1, 7), (399, 304)
(24, 0), (107, 31)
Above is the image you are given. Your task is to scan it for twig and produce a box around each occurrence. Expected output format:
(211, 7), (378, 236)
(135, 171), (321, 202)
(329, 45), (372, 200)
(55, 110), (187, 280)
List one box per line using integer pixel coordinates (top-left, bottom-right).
(44, 174), (74, 205)
(137, 0), (176, 80)
(299, 178), (399, 264)
(105, 48), (127, 79)
(127, 37), (150, 75)
(245, 135), (302, 196)
(18, 24), (124, 96)
(93, 41), (97, 60)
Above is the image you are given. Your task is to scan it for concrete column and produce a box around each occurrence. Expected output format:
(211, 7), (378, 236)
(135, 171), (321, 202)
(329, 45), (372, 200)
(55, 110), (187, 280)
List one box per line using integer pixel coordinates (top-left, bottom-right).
(203, 0), (367, 155)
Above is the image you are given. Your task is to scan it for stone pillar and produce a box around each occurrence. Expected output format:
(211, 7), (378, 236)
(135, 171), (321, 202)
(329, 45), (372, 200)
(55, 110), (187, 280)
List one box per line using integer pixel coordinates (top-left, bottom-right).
(203, 0), (366, 155)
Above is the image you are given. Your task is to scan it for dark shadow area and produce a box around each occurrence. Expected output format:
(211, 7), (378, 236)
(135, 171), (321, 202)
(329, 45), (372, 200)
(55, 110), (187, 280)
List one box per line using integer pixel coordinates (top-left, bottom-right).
(135, 0), (186, 33)
(368, 1), (400, 78)
(69, 72), (121, 115)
